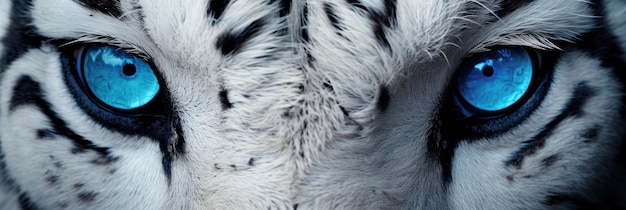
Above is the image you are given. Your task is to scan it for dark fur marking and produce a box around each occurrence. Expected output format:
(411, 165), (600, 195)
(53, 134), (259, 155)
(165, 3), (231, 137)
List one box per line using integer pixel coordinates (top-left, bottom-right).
(300, 3), (312, 64)
(160, 116), (186, 183)
(581, 126), (600, 142)
(248, 158), (255, 166)
(293, 204), (299, 210)
(10, 76), (119, 165)
(219, 89), (233, 109)
(323, 82), (334, 92)
(207, 0), (231, 23)
(426, 107), (442, 158)
(74, 183), (85, 189)
(367, 0), (396, 48)
(1, 0), (43, 73)
(377, 86), (391, 112)
(494, 0), (535, 18)
(506, 83), (595, 169)
(299, 121), (307, 158)
(77, 191), (98, 203)
(174, 118), (186, 155)
(19, 193), (39, 210)
(301, 4), (310, 42)
(216, 19), (266, 55)
(49, 155), (64, 168)
(37, 129), (56, 139)
(370, 14), (390, 48)
(282, 106), (295, 118)
(383, 0), (397, 26)
(324, 3), (342, 31)
(57, 202), (69, 209)
(73, 0), (123, 18)
(132, 3), (152, 44)
(306, 52), (315, 65)
(299, 148), (305, 158)
(544, 193), (595, 209)
(582, 0), (626, 121)
(269, 0), (291, 17)
(438, 138), (456, 184)
(0, 1), (93, 209)
(346, 0), (367, 12)
(339, 106), (350, 117)
(541, 154), (560, 168)
(46, 175), (60, 185)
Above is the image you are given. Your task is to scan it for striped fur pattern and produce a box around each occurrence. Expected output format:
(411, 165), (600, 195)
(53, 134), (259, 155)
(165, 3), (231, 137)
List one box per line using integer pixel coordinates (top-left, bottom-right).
(0, 0), (625, 209)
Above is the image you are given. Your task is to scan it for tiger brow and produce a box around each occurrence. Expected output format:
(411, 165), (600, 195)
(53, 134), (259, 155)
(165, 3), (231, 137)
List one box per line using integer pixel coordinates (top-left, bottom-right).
(73, 0), (123, 18)
(494, 0), (536, 18)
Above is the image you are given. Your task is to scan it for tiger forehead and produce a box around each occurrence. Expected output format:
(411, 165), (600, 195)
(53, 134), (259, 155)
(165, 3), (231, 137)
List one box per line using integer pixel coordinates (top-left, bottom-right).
(58, 0), (592, 66)
(56, 2), (449, 63)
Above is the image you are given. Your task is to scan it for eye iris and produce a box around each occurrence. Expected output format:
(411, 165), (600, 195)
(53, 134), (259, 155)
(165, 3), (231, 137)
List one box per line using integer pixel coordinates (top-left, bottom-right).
(79, 46), (160, 110)
(456, 48), (533, 111)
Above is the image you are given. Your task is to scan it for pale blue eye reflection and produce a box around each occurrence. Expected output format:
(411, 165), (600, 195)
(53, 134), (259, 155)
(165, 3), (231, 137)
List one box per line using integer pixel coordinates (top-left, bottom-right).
(79, 46), (160, 110)
(456, 48), (533, 111)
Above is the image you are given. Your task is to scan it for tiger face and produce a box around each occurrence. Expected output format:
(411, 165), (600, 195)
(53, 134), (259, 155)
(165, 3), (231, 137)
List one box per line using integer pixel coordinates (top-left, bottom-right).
(0, 0), (625, 209)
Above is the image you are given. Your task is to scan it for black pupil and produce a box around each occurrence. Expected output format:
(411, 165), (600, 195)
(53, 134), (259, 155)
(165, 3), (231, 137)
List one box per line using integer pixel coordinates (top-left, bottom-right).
(482, 65), (494, 77)
(123, 64), (137, 76)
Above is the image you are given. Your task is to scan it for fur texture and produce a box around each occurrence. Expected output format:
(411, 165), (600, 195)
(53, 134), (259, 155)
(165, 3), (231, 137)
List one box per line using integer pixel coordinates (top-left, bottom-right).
(0, 0), (624, 209)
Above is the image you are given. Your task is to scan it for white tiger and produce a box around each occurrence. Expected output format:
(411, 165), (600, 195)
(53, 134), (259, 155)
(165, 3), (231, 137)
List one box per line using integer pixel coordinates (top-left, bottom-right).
(0, 0), (625, 209)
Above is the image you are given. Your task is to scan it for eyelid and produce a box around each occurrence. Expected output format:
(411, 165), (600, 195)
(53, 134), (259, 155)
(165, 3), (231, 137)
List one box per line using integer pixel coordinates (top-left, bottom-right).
(466, 33), (561, 56)
(55, 37), (152, 62)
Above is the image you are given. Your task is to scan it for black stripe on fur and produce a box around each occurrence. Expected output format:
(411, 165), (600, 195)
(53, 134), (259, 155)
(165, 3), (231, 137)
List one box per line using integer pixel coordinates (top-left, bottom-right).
(73, 0), (122, 18)
(0, 0), (42, 73)
(269, 0), (291, 17)
(582, 0), (626, 120)
(216, 18), (266, 56)
(10, 76), (120, 165)
(544, 193), (596, 209)
(377, 86), (391, 112)
(19, 193), (39, 210)
(324, 3), (342, 32)
(300, 4), (310, 43)
(346, 0), (368, 12)
(0, 3), (40, 205)
(219, 88), (233, 109)
(368, 0), (397, 48)
(505, 83), (595, 169)
(159, 113), (185, 184)
(207, 0), (231, 24)
(495, 0), (535, 18)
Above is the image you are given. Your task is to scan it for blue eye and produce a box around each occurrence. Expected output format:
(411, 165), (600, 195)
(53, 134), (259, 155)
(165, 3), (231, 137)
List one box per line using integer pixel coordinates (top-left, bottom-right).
(455, 47), (535, 113)
(76, 46), (160, 110)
